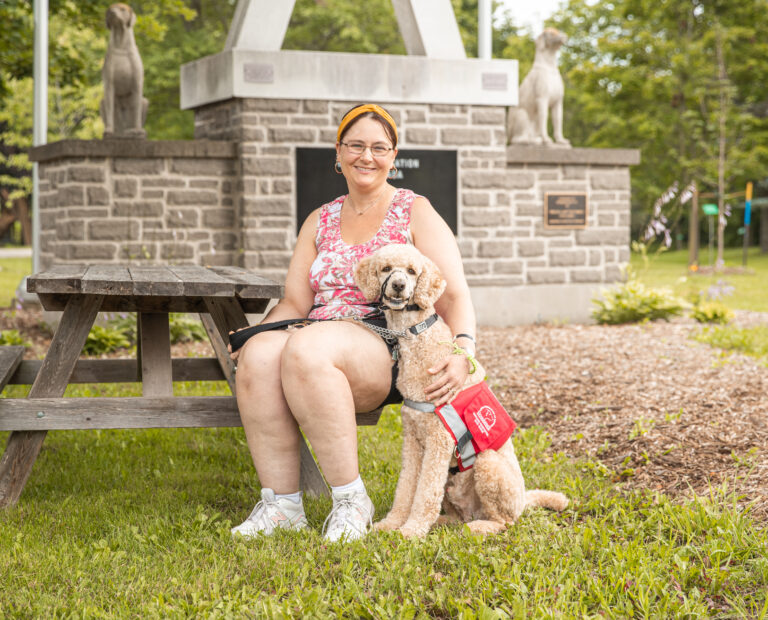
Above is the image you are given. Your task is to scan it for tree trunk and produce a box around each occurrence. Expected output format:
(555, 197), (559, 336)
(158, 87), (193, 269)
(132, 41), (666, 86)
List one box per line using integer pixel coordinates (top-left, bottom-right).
(15, 196), (32, 246)
(715, 28), (727, 271)
(761, 208), (768, 254)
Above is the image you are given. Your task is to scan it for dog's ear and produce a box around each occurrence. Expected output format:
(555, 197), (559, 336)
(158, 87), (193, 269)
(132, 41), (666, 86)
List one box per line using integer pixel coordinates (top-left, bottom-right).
(413, 255), (446, 309)
(354, 255), (381, 301)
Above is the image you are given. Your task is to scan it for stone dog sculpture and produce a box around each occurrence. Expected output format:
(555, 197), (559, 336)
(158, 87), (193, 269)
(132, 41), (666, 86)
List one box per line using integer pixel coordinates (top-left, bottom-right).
(100, 3), (148, 138)
(507, 28), (570, 147)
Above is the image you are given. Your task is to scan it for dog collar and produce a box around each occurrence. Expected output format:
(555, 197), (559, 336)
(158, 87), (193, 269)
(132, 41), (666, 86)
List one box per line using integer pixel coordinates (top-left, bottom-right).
(406, 313), (439, 336)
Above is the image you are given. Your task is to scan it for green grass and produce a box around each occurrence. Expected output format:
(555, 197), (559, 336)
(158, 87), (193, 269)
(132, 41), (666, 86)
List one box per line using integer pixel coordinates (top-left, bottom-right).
(631, 247), (768, 312)
(0, 256), (31, 308)
(0, 385), (767, 616)
(695, 325), (768, 360)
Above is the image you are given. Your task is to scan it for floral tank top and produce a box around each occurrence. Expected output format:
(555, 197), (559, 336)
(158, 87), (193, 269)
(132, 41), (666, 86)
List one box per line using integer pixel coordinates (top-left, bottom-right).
(308, 188), (415, 320)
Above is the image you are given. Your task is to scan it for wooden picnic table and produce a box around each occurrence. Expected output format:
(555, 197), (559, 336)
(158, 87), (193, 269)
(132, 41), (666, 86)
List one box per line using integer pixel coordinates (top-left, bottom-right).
(0, 263), (366, 508)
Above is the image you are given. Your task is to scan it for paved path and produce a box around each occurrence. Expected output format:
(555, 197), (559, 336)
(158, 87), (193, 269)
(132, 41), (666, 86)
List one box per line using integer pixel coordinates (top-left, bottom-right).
(0, 247), (32, 258)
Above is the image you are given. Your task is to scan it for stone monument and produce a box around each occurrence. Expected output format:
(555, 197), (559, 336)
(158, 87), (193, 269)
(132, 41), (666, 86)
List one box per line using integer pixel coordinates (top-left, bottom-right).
(508, 28), (570, 147)
(100, 3), (148, 138)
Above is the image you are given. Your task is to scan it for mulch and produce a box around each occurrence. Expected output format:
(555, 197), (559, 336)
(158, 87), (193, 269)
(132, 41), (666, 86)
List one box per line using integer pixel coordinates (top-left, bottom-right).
(3, 306), (767, 520)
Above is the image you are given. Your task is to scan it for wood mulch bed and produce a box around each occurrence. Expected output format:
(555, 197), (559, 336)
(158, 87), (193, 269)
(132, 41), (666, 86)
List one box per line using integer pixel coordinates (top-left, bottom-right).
(3, 306), (767, 519)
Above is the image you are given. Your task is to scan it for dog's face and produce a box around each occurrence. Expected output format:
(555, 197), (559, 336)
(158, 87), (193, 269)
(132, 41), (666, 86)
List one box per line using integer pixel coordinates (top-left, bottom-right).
(355, 244), (446, 311)
(537, 28), (567, 52)
(106, 3), (136, 30)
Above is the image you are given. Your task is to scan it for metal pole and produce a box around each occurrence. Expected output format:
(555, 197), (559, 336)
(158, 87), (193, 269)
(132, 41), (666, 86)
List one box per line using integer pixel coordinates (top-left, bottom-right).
(478, 0), (492, 59)
(743, 181), (753, 266)
(33, 0), (48, 275)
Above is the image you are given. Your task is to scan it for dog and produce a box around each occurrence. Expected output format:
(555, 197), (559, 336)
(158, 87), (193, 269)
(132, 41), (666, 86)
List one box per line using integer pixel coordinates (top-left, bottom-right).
(507, 28), (570, 147)
(100, 3), (148, 138)
(355, 244), (568, 538)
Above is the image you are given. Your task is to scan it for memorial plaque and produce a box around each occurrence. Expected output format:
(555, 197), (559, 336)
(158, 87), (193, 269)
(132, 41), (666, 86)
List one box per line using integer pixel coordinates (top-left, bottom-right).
(544, 193), (588, 229)
(296, 148), (458, 234)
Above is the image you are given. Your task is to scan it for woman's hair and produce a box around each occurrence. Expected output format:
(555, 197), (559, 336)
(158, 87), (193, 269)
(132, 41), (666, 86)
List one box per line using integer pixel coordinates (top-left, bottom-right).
(337, 104), (398, 147)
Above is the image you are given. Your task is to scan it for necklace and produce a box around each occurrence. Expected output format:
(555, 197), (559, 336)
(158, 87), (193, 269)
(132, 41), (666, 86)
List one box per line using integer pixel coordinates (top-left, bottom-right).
(346, 187), (391, 216)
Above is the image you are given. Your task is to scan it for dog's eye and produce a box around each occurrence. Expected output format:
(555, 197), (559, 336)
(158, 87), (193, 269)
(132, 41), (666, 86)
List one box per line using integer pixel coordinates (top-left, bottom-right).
(381, 266), (391, 273)
(407, 268), (416, 275)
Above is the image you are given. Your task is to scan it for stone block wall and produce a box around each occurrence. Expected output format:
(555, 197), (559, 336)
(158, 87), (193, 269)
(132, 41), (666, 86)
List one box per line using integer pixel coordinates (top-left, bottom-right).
(31, 140), (238, 270)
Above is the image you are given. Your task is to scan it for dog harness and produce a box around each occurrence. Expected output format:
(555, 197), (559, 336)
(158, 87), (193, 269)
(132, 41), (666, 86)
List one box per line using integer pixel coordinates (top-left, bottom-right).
(403, 381), (517, 472)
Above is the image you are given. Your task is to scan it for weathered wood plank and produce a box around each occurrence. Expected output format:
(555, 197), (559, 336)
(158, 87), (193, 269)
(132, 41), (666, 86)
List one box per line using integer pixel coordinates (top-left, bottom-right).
(355, 408), (384, 426)
(0, 396), (241, 430)
(167, 265), (234, 297)
(128, 265), (183, 297)
(299, 438), (329, 498)
(10, 358), (226, 385)
(0, 346), (25, 390)
(200, 313), (238, 393)
(138, 313), (172, 397)
(26, 264), (88, 295)
(80, 265), (133, 296)
(208, 266), (283, 299)
(36, 294), (210, 313)
(0, 294), (103, 509)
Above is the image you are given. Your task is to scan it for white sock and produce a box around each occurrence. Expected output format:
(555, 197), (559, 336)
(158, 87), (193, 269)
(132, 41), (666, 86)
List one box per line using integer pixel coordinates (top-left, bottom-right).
(275, 490), (303, 505)
(331, 475), (366, 496)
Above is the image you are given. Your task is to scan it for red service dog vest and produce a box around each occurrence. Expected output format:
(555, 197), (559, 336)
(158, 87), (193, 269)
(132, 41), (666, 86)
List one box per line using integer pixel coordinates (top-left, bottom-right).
(403, 381), (517, 471)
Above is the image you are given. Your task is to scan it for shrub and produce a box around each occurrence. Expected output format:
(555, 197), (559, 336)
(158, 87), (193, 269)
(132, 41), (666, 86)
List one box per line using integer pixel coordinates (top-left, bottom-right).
(695, 325), (768, 358)
(105, 313), (137, 344)
(82, 325), (131, 355)
(691, 302), (733, 324)
(169, 313), (207, 344)
(592, 278), (684, 325)
(0, 328), (29, 347)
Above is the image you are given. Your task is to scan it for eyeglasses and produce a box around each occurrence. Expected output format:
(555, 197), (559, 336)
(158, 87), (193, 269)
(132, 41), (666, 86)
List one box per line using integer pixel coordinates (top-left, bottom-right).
(340, 141), (394, 157)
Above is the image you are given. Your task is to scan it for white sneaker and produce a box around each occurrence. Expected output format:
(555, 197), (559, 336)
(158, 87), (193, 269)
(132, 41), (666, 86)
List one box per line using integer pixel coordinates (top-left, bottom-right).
(322, 490), (375, 542)
(231, 488), (308, 538)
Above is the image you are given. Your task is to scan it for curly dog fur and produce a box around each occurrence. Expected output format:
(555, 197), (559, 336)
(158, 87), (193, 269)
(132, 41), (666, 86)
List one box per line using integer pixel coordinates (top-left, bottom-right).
(355, 244), (568, 538)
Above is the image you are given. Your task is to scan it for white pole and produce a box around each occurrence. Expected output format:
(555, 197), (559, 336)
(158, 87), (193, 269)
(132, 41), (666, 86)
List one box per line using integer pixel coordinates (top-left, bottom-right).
(478, 0), (492, 59)
(32, 0), (48, 274)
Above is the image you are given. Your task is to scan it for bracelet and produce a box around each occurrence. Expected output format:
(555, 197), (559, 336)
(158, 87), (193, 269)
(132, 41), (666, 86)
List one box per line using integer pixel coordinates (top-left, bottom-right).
(440, 341), (478, 374)
(453, 333), (476, 344)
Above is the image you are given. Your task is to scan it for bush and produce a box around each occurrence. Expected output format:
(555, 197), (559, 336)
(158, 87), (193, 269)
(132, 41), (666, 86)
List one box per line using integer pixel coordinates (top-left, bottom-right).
(82, 325), (131, 355)
(691, 302), (733, 324)
(0, 328), (30, 347)
(169, 313), (207, 344)
(592, 278), (684, 325)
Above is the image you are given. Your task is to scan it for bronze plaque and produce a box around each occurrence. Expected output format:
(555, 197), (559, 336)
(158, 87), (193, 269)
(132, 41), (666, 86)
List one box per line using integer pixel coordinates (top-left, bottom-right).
(544, 193), (588, 229)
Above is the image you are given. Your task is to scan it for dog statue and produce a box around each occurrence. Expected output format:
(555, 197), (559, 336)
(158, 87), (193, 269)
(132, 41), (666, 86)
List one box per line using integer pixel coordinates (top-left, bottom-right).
(355, 244), (568, 538)
(507, 28), (570, 147)
(100, 3), (148, 138)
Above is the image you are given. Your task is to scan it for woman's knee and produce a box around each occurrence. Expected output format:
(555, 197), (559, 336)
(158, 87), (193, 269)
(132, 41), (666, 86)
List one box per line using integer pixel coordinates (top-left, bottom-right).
(280, 329), (333, 380)
(235, 332), (287, 394)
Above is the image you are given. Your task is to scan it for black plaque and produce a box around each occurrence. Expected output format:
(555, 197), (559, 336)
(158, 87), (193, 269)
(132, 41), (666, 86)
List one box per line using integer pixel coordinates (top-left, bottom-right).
(295, 148), (458, 234)
(544, 193), (588, 229)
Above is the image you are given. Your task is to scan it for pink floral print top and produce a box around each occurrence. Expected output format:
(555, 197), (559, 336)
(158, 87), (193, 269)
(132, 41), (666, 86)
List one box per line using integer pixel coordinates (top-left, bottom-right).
(308, 188), (415, 320)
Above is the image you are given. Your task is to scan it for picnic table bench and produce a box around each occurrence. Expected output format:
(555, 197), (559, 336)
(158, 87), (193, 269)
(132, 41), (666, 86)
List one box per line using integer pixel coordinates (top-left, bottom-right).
(0, 264), (381, 509)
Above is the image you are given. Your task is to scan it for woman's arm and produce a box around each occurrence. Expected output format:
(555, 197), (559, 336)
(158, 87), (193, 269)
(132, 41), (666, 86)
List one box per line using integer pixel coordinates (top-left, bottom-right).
(411, 197), (477, 405)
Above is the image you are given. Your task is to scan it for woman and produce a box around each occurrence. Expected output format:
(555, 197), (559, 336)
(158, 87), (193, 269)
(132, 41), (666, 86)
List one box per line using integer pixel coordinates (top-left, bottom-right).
(229, 103), (477, 542)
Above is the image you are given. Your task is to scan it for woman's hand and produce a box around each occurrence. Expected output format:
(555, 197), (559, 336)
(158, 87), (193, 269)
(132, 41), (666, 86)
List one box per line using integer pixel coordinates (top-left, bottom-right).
(424, 353), (471, 407)
(227, 325), (253, 362)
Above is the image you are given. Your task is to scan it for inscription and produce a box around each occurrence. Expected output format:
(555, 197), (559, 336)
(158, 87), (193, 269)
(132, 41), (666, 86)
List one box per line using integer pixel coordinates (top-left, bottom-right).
(481, 72), (508, 91)
(544, 193), (588, 229)
(243, 63), (274, 84)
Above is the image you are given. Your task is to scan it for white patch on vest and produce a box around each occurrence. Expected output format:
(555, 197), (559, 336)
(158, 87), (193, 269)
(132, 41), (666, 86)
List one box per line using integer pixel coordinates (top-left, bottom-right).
(474, 406), (497, 437)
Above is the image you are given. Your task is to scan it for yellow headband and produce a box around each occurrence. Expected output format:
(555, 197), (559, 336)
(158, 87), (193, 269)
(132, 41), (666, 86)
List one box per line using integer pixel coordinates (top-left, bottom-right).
(336, 104), (398, 144)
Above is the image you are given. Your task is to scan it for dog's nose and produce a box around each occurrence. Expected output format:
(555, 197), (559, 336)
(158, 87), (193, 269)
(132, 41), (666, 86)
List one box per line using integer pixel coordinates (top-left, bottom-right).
(391, 281), (405, 294)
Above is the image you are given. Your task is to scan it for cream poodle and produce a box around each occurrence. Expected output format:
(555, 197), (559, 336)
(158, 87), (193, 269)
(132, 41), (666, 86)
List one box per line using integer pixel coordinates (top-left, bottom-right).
(355, 244), (568, 538)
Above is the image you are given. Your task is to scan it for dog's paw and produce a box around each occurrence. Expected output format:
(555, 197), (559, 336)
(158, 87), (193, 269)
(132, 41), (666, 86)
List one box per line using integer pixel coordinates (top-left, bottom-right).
(397, 522), (430, 539)
(373, 518), (403, 532)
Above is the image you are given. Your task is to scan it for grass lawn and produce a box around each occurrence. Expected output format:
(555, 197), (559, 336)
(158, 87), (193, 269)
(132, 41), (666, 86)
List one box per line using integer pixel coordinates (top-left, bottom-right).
(1, 252), (767, 615)
(0, 256), (31, 308)
(630, 247), (768, 313)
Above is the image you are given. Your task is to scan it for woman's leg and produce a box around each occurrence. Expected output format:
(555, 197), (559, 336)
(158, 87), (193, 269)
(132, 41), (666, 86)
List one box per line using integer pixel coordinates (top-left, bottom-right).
(234, 330), (300, 494)
(280, 321), (393, 487)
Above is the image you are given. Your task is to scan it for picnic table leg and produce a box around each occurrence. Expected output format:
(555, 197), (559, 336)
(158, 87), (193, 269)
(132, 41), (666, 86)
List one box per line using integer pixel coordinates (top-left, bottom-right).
(201, 297), (330, 498)
(0, 294), (103, 509)
(137, 313), (172, 397)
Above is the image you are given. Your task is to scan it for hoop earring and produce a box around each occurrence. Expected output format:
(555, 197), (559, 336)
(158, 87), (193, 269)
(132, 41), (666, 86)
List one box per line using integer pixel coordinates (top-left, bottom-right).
(388, 166), (398, 179)
(334, 161), (343, 174)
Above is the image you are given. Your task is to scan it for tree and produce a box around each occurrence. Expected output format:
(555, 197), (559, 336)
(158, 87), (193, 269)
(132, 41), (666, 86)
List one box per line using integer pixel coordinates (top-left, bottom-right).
(548, 0), (768, 252)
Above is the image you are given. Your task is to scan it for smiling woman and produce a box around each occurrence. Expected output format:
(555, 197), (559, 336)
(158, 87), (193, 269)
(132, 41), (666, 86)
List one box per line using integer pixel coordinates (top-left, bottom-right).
(227, 102), (477, 543)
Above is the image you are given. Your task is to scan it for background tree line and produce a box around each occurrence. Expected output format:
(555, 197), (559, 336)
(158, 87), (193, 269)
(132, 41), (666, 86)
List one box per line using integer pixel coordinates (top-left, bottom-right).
(1, 0), (766, 248)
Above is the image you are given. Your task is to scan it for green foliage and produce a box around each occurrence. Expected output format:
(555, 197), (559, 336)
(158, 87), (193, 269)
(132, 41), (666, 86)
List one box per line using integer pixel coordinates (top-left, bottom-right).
(592, 272), (685, 325)
(82, 325), (131, 356)
(168, 313), (207, 344)
(690, 301), (733, 324)
(0, 409), (765, 616)
(0, 257), (30, 307)
(0, 328), (29, 347)
(695, 325), (768, 359)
